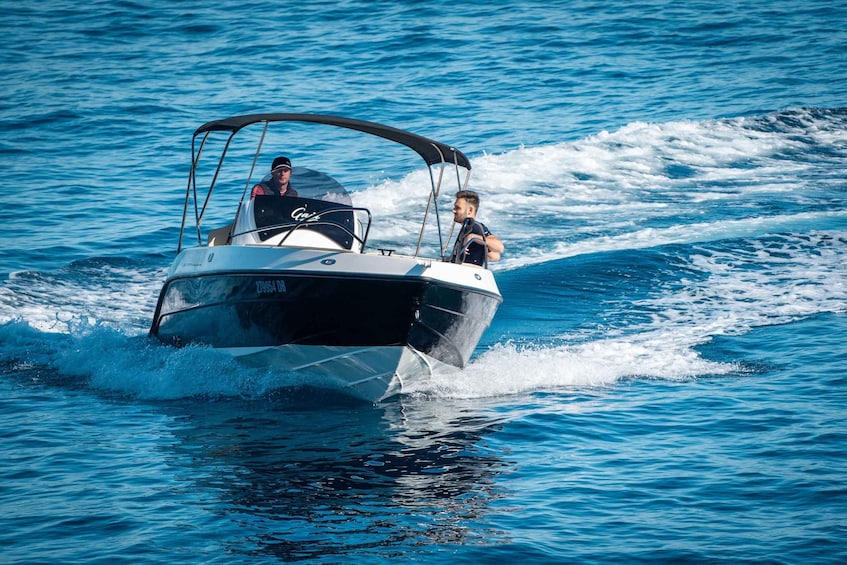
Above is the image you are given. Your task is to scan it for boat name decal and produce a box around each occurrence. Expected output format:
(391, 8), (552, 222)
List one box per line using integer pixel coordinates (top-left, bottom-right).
(255, 279), (287, 294)
(291, 207), (320, 222)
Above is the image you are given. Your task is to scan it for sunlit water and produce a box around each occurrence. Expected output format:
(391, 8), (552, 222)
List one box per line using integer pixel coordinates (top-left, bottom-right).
(1, 1), (846, 562)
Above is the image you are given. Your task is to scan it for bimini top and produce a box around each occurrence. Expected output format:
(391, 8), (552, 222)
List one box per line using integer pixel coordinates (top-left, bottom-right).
(194, 113), (472, 170)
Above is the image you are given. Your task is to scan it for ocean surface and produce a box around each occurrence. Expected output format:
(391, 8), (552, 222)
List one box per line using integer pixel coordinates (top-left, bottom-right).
(2, 0), (846, 562)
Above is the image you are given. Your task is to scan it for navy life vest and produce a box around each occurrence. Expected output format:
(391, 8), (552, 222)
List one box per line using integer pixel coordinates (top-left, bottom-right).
(449, 218), (488, 267)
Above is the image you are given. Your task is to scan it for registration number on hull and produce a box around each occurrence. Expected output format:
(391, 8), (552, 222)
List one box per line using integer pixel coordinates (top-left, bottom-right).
(256, 279), (287, 294)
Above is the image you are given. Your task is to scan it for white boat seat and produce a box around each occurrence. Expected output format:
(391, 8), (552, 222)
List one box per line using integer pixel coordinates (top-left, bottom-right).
(207, 223), (233, 246)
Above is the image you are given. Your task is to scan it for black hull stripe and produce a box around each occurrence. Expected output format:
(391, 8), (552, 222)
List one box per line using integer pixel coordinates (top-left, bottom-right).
(150, 271), (500, 368)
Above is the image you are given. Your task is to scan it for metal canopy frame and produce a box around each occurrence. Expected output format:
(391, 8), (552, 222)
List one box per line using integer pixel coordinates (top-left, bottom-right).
(178, 113), (472, 259)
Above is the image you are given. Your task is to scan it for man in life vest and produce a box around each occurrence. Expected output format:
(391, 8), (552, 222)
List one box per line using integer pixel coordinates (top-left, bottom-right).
(251, 156), (300, 198)
(449, 190), (504, 266)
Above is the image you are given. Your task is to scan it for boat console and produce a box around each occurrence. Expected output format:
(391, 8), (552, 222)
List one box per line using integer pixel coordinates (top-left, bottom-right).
(213, 167), (371, 252)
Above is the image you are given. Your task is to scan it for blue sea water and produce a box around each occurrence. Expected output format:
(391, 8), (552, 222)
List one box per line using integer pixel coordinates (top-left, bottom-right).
(2, 0), (847, 562)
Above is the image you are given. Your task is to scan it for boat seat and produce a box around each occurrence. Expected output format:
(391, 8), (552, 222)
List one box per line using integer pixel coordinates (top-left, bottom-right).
(207, 223), (233, 246)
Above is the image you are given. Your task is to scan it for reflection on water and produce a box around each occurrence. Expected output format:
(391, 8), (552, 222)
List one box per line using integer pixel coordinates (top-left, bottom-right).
(161, 392), (513, 561)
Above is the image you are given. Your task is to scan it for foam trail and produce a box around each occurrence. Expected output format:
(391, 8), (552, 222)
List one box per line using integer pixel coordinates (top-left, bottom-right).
(497, 210), (847, 271)
(354, 113), (847, 272)
(411, 337), (734, 400)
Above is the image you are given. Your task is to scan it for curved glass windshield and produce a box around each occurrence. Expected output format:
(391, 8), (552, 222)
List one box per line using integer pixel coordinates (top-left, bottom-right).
(255, 167), (353, 205)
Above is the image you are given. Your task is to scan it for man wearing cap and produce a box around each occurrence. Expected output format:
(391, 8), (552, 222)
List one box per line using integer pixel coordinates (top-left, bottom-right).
(250, 156), (300, 198)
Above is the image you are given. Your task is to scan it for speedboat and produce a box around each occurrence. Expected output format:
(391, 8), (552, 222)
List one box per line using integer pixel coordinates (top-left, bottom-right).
(149, 113), (502, 402)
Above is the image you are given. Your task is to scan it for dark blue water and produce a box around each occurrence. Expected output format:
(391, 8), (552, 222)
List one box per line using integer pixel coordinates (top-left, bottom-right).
(2, 1), (846, 562)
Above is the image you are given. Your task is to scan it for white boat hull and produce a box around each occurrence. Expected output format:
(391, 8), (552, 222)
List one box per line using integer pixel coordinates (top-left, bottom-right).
(150, 246), (501, 402)
(226, 343), (445, 402)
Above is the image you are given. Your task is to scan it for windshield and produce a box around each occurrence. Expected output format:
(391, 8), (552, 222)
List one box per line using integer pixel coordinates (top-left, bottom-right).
(255, 167), (353, 205)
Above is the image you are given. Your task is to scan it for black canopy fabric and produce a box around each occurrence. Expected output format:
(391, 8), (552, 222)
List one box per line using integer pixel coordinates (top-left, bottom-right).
(194, 113), (471, 169)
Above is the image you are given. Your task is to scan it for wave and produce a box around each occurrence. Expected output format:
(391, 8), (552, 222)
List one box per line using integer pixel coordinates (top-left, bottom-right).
(497, 210), (847, 270)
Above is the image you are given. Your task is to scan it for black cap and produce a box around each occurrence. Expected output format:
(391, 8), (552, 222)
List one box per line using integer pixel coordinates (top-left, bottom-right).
(271, 156), (292, 171)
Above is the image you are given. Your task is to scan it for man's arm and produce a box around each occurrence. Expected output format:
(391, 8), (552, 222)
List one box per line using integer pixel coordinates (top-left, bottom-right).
(485, 233), (504, 261)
